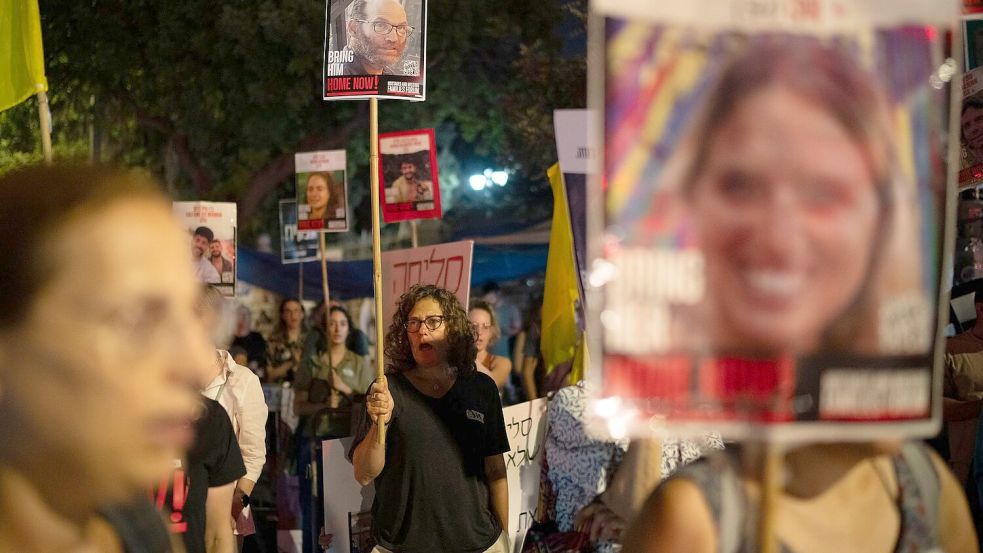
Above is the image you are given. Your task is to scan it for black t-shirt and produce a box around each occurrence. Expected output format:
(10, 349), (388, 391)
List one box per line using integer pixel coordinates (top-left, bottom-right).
(351, 371), (510, 553)
(232, 331), (268, 369)
(155, 398), (245, 553)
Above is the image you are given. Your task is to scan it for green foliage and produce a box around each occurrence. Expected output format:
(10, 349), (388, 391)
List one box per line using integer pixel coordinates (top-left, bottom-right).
(1, 0), (586, 245)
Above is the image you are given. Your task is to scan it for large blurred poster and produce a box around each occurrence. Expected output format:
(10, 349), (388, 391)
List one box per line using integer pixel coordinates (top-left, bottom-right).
(323, 0), (427, 101)
(173, 201), (237, 297)
(296, 150), (349, 232)
(589, 0), (956, 441)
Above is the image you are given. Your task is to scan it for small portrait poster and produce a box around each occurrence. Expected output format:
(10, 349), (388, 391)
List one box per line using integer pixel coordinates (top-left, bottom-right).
(379, 128), (441, 222)
(173, 201), (237, 297)
(589, 0), (955, 442)
(296, 150), (349, 232)
(960, 66), (983, 188)
(322, 0), (427, 101)
(279, 200), (321, 264)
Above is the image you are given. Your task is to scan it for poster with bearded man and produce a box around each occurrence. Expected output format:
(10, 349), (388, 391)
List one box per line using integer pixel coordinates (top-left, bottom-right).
(323, 0), (427, 101)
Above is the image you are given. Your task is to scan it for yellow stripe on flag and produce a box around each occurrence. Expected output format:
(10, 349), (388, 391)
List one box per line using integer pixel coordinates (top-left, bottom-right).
(0, 0), (48, 112)
(541, 163), (582, 384)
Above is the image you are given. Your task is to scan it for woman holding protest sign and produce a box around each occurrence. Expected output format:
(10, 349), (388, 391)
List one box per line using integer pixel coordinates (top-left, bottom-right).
(619, 39), (974, 553)
(351, 284), (511, 552)
(0, 164), (214, 552)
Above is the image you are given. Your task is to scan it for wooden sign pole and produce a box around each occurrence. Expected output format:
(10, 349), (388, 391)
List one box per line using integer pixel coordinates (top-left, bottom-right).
(757, 443), (782, 553)
(410, 219), (419, 248)
(369, 96), (387, 444)
(318, 233), (339, 407)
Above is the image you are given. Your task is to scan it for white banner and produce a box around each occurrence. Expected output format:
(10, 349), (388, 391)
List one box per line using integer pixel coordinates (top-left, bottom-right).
(554, 109), (598, 175)
(503, 398), (548, 553)
(380, 240), (473, 331)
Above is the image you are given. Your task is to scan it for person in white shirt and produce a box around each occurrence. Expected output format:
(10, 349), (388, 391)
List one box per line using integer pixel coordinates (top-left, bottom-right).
(198, 286), (268, 540)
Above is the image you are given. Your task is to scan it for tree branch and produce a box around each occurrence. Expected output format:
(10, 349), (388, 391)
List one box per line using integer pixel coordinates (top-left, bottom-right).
(131, 106), (214, 196)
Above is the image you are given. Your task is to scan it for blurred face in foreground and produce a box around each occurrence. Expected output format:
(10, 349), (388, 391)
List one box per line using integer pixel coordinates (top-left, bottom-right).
(690, 86), (879, 353)
(0, 198), (212, 507)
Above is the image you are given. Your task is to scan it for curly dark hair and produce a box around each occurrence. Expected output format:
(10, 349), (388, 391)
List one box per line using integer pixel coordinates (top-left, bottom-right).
(384, 284), (477, 375)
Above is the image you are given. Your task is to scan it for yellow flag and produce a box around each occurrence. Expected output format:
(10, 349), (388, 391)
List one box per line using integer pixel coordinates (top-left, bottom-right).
(541, 163), (585, 384)
(0, 0), (48, 112)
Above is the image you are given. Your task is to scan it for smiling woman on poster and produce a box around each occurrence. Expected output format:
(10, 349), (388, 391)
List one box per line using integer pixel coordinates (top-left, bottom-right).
(350, 285), (511, 553)
(636, 38), (927, 359)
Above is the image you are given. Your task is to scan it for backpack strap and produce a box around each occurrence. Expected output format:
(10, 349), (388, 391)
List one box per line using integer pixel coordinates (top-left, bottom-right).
(897, 442), (940, 541)
(670, 454), (745, 553)
(717, 462), (744, 553)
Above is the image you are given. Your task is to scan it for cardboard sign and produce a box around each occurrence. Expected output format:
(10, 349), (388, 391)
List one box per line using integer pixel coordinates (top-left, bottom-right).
(380, 240), (473, 332)
(379, 128), (442, 222)
(503, 398), (548, 553)
(296, 150), (349, 232)
(173, 201), (237, 297)
(588, 0), (956, 441)
(322, 0), (427, 101)
(279, 199), (321, 264)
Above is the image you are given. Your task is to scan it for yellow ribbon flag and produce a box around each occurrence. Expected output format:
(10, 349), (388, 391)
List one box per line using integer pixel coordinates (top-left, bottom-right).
(541, 163), (585, 385)
(0, 0), (48, 112)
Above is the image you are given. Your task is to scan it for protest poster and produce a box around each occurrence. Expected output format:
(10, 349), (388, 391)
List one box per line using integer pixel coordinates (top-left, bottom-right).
(965, 18), (983, 70)
(379, 128), (442, 222)
(961, 66), (983, 188)
(279, 199), (321, 264)
(296, 150), (349, 232)
(173, 201), (237, 297)
(322, 0), (427, 101)
(588, 0), (956, 442)
(321, 438), (374, 553)
(553, 109), (595, 305)
(380, 240), (473, 331)
(502, 398), (548, 553)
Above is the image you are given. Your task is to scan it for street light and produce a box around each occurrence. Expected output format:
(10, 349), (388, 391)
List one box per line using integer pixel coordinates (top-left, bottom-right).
(469, 174), (487, 191)
(468, 168), (509, 191)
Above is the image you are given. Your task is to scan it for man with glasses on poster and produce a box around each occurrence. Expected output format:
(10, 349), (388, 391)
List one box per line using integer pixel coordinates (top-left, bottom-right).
(343, 0), (415, 76)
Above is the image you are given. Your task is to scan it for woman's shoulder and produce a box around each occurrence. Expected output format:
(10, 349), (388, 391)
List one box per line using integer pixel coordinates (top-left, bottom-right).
(489, 353), (512, 370)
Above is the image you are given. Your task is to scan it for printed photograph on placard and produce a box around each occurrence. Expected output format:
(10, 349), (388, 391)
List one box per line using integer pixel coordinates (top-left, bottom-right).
(173, 201), (237, 296)
(323, 0), (427, 101)
(296, 150), (349, 232)
(279, 200), (321, 264)
(591, 5), (952, 440)
(379, 128), (441, 222)
(348, 511), (376, 553)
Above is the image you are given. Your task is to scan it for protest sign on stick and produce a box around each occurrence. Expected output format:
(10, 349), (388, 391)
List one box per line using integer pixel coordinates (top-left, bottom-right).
(279, 199), (321, 264)
(379, 128), (442, 223)
(380, 240), (474, 332)
(296, 150), (349, 233)
(323, 0), (427, 101)
(173, 201), (237, 297)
